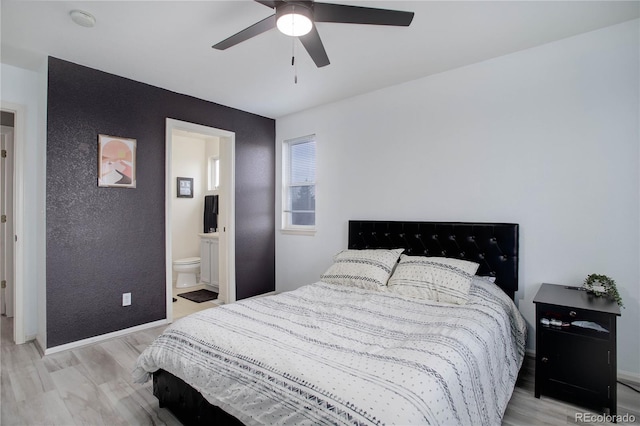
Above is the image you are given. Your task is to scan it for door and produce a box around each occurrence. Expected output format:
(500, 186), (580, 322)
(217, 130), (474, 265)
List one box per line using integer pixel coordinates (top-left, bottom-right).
(1, 119), (15, 318)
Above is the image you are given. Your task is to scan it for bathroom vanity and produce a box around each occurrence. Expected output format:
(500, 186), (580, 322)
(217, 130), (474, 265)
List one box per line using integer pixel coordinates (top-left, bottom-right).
(199, 233), (219, 291)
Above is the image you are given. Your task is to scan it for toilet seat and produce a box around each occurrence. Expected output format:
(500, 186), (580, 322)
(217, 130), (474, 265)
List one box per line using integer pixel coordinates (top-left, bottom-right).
(174, 257), (200, 265)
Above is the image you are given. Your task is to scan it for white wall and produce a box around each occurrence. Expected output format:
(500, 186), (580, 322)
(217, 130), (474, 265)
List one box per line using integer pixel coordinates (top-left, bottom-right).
(276, 20), (639, 377)
(0, 62), (47, 344)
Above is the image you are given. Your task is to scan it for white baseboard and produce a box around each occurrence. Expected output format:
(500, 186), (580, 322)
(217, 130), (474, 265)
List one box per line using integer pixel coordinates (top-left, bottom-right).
(204, 283), (219, 293)
(44, 319), (169, 356)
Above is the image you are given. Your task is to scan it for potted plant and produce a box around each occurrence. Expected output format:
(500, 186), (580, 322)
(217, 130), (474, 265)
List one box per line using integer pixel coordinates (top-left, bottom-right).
(583, 274), (623, 308)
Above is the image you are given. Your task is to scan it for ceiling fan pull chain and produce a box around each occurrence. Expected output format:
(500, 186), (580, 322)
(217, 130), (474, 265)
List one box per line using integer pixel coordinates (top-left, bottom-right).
(292, 37), (298, 84)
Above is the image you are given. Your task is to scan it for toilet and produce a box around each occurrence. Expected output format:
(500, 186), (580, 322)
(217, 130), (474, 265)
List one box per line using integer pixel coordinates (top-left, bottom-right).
(173, 257), (201, 288)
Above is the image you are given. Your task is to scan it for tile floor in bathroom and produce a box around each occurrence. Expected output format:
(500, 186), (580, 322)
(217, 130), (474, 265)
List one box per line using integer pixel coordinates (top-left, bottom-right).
(172, 284), (219, 320)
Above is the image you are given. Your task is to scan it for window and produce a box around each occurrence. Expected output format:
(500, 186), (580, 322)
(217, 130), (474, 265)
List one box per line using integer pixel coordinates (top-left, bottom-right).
(283, 135), (316, 233)
(208, 156), (220, 191)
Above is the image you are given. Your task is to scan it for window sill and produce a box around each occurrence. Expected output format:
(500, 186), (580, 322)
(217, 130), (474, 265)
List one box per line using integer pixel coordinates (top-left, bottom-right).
(280, 228), (316, 236)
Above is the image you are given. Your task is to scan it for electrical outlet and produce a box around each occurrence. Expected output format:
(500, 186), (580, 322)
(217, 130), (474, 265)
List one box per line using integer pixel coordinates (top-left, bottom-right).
(122, 292), (131, 306)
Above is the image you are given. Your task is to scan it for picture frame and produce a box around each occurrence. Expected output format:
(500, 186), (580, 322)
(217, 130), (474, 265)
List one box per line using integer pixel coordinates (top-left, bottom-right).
(177, 177), (194, 198)
(98, 134), (136, 188)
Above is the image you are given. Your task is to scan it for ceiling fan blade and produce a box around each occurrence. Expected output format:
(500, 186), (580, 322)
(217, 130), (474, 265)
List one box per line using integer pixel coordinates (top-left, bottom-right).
(212, 15), (276, 50)
(313, 3), (414, 26)
(299, 25), (330, 68)
(254, 0), (285, 9)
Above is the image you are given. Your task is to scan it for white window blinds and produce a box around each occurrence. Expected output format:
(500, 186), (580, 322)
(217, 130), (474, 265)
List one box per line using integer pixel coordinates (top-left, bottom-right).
(283, 135), (316, 231)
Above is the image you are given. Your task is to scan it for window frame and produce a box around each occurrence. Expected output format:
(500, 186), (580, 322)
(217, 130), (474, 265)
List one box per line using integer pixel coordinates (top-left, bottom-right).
(281, 135), (316, 235)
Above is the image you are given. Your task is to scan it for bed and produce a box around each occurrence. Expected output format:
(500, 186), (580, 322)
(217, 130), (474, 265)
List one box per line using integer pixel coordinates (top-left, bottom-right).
(134, 220), (526, 425)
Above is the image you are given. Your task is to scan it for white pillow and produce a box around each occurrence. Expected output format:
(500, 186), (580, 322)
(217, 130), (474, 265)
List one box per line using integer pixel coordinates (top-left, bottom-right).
(387, 255), (480, 304)
(320, 248), (404, 290)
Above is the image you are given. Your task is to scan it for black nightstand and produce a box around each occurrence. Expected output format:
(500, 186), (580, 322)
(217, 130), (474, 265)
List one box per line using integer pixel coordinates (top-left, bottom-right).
(534, 283), (621, 416)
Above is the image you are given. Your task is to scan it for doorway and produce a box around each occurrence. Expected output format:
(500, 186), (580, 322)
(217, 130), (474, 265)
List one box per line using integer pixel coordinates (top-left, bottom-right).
(165, 119), (236, 322)
(1, 111), (15, 319)
(0, 104), (25, 344)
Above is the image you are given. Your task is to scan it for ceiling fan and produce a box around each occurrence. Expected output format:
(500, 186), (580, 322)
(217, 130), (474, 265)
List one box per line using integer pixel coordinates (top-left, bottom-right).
(212, 1), (415, 68)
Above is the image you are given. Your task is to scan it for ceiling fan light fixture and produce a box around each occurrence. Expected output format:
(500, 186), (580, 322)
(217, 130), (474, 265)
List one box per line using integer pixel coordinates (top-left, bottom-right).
(276, 4), (313, 37)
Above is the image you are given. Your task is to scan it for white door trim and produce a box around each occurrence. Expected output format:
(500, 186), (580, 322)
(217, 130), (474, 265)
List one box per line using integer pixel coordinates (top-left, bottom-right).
(165, 119), (236, 322)
(1, 102), (26, 344)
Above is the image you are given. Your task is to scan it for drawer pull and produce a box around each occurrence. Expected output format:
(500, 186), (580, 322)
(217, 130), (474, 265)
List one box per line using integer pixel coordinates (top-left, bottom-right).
(569, 311), (577, 318)
(541, 357), (549, 363)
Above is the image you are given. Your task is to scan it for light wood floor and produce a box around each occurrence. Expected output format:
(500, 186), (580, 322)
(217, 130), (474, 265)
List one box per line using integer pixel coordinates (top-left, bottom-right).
(1, 315), (638, 425)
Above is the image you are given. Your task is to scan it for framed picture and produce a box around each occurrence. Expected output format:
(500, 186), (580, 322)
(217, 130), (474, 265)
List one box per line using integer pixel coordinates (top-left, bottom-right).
(177, 177), (194, 198)
(98, 134), (136, 188)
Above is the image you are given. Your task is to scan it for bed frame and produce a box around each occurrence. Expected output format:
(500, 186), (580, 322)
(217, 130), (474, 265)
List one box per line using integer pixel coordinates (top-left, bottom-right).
(153, 220), (519, 425)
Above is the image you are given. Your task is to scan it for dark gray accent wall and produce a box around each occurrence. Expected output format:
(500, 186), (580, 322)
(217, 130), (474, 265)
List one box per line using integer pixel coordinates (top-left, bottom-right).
(46, 57), (275, 348)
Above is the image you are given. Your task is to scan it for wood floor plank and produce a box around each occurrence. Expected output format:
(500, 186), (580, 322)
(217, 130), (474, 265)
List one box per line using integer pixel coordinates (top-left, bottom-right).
(98, 377), (166, 426)
(71, 343), (128, 387)
(49, 364), (125, 425)
(99, 338), (147, 384)
(128, 383), (182, 426)
(42, 349), (81, 374)
(12, 389), (76, 426)
(7, 362), (55, 402)
(0, 369), (22, 424)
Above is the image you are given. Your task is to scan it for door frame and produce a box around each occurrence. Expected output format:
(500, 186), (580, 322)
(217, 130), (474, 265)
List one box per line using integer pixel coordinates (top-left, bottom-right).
(1, 102), (25, 344)
(165, 119), (236, 322)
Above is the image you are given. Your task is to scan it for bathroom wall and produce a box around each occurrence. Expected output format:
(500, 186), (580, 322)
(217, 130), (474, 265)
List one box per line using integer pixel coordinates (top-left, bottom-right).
(46, 57), (275, 348)
(171, 135), (205, 264)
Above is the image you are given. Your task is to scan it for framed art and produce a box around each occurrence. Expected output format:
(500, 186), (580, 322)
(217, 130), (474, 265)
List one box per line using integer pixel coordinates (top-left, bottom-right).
(177, 177), (194, 198)
(98, 134), (136, 188)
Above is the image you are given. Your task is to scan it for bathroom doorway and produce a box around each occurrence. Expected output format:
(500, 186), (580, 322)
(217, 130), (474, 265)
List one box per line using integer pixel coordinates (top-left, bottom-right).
(165, 119), (236, 322)
(0, 104), (25, 345)
(1, 112), (15, 319)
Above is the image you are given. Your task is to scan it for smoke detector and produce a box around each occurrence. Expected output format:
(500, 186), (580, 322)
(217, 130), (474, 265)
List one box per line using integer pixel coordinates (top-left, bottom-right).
(70, 10), (96, 28)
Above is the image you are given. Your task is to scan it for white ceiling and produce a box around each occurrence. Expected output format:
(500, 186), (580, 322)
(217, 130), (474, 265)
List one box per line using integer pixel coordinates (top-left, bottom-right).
(1, 1), (638, 118)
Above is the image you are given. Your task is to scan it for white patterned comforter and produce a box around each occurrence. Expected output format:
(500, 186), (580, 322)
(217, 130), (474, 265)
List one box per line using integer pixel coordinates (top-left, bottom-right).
(134, 278), (526, 425)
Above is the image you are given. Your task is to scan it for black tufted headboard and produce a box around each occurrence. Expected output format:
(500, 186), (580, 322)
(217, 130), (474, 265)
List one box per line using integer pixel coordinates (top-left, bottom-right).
(348, 220), (519, 300)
